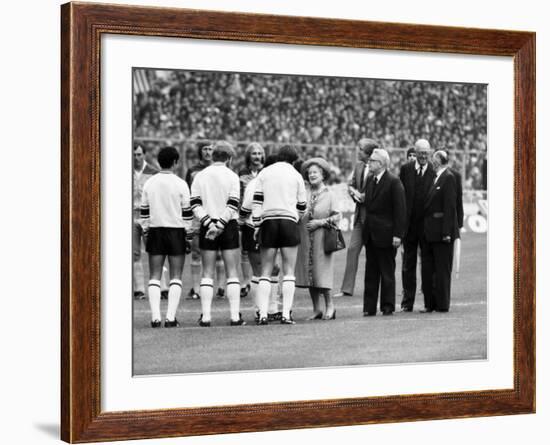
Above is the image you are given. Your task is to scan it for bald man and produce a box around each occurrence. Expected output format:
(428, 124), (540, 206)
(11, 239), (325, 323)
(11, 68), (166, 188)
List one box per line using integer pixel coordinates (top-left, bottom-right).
(334, 138), (379, 298)
(421, 150), (459, 312)
(398, 139), (436, 312)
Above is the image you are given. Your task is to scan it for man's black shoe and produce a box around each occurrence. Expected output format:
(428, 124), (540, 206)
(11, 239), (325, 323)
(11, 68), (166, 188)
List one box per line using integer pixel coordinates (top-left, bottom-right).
(151, 320), (161, 328)
(198, 314), (211, 327)
(230, 316), (247, 326)
(382, 310), (393, 316)
(268, 312), (282, 322)
(186, 289), (199, 300)
(164, 318), (180, 328)
(256, 317), (268, 326)
(280, 316), (296, 325)
(240, 284), (250, 298)
(363, 312), (376, 316)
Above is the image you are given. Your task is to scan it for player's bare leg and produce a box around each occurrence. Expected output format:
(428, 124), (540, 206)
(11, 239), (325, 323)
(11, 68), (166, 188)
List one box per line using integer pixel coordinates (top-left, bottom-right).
(133, 223), (145, 298)
(189, 238), (201, 298)
(248, 250), (262, 316)
(240, 250), (252, 296)
(215, 252), (225, 298)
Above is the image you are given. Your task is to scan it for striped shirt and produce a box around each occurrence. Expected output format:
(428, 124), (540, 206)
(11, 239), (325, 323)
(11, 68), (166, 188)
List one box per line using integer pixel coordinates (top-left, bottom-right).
(252, 161), (307, 226)
(139, 171), (193, 231)
(190, 162), (240, 228)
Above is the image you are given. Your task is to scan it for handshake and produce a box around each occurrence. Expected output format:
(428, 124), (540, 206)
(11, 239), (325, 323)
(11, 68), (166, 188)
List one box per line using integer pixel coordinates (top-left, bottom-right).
(348, 186), (364, 204)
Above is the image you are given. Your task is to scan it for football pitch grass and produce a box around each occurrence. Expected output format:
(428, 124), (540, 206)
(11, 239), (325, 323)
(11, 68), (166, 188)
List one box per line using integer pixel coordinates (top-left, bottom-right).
(133, 232), (487, 375)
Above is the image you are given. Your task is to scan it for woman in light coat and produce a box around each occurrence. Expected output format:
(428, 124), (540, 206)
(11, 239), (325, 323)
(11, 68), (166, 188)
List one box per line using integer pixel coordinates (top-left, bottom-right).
(296, 157), (342, 320)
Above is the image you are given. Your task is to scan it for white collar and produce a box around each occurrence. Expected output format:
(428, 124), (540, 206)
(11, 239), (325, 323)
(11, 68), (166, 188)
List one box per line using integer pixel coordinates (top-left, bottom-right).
(414, 161), (427, 173)
(134, 161), (148, 175)
(435, 166), (448, 181)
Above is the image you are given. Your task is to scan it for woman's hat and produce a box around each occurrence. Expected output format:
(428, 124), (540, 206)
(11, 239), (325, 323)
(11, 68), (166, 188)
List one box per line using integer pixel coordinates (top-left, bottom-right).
(301, 157), (331, 179)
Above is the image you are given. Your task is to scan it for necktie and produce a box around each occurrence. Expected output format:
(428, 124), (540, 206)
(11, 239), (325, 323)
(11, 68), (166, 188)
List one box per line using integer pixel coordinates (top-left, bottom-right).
(417, 166), (422, 177)
(360, 165), (368, 189)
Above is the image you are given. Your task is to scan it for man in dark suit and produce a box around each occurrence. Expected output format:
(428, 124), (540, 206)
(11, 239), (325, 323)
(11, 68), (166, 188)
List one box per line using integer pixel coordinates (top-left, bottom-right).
(399, 139), (436, 311)
(448, 163), (464, 233)
(362, 149), (406, 316)
(421, 150), (459, 313)
(334, 138), (379, 297)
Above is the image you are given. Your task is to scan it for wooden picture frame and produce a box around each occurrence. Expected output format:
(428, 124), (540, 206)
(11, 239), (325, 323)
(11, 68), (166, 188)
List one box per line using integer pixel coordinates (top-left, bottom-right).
(61, 1), (535, 442)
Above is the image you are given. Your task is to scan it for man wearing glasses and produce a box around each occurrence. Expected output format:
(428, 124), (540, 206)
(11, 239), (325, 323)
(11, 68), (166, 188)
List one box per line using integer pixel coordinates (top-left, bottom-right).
(399, 139), (436, 312)
(333, 138), (378, 298)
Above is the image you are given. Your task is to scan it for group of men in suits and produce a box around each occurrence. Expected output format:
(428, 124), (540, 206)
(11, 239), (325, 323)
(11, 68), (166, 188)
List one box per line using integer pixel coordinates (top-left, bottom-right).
(338, 138), (464, 316)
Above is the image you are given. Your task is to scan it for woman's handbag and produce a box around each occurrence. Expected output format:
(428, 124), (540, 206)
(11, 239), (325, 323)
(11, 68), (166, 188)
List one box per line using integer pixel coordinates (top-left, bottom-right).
(324, 221), (346, 254)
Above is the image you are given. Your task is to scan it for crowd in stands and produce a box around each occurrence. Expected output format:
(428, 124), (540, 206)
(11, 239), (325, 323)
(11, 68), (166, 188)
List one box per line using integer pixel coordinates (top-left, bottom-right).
(134, 69), (487, 189)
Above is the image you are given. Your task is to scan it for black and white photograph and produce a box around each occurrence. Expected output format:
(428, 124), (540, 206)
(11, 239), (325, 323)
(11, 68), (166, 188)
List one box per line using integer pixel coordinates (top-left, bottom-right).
(132, 67), (487, 376)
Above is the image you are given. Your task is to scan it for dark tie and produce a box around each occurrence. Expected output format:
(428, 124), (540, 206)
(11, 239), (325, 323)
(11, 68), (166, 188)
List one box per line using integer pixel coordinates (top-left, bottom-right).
(360, 165), (368, 189)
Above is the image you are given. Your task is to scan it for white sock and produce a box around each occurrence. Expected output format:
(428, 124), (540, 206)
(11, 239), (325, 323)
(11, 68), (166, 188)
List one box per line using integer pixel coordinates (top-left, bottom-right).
(226, 278), (241, 321)
(148, 279), (161, 321)
(282, 276), (296, 319)
(199, 278), (214, 322)
(257, 277), (271, 318)
(268, 276), (280, 314)
(165, 279), (182, 321)
(250, 276), (259, 311)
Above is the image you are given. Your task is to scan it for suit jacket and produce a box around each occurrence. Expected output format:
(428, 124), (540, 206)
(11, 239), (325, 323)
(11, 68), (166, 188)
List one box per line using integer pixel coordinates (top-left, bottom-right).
(424, 168), (459, 243)
(399, 161), (435, 237)
(362, 170), (406, 248)
(449, 168), (464, 229)
(349, 162), (369, 226)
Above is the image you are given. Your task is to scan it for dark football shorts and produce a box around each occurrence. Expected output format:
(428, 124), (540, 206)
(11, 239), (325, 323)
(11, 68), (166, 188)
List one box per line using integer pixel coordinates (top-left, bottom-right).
(146, 227), (187, 255)
(241, 225), (259, 252)
(199, 219), (240, 251)
(259, 219), (300, 248)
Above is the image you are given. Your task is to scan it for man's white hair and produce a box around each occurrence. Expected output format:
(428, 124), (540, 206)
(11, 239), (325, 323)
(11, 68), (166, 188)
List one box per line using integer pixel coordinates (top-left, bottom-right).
(414, 138), (431, 151)
(433, 150), (448, 164)
(372, 148), (390, 168)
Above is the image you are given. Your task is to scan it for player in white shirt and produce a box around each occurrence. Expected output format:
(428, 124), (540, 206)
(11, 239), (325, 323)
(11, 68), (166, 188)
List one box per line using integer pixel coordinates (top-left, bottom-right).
(190, 141), (244, 327)
(252, 145), (307, 325)
(140, 146), (193, 328)
(240, 154), (285, 321)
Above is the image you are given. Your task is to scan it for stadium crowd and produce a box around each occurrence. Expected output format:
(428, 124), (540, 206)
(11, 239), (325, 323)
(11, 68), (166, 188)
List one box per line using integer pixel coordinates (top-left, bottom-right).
(133, 70), (487, 188)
